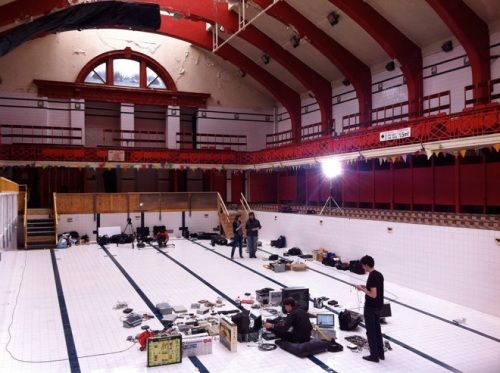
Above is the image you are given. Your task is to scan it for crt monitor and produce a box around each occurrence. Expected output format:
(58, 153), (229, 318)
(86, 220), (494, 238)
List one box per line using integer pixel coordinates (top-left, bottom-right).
(316, 313), (334, 329)
(252, 315), (262, 331)
(281, 287), (309, 312)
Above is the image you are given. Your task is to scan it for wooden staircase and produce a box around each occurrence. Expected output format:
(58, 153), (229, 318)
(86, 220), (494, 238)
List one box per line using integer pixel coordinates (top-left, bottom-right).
(219, 210), (247, 240)
(25, 209), (57, 250)
(218, 193), (250, 240)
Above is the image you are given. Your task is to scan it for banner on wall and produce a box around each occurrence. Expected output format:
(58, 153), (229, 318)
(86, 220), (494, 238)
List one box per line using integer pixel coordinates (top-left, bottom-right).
(108, 150), (125, 162)
(379, 127), (411, 142)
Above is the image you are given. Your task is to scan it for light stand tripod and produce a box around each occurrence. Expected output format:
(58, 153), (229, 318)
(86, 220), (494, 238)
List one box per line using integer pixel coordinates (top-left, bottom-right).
(122, 218), (136, 248)
(319, 179), (345, 216)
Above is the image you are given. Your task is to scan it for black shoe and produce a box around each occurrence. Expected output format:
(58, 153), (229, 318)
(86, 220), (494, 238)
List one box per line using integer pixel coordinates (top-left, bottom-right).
(379, 354), (385, 360)
(240, 256), (244, 258)
(362, 356), (379, 363)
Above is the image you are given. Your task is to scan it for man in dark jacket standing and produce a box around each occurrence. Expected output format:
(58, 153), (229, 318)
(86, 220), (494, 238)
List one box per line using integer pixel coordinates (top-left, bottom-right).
(263, 297), (311, 343)
(355, 255), (385, 363)
(245, 212), (261, 258)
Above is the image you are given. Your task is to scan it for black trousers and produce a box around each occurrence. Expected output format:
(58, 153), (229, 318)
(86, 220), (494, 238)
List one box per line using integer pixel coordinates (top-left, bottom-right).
(231, 234), (243, 257)
(364, 305), (384, 358)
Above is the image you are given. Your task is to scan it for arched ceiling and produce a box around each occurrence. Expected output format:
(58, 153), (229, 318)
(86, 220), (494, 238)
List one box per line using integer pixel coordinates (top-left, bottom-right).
(0, 0), (499, 130)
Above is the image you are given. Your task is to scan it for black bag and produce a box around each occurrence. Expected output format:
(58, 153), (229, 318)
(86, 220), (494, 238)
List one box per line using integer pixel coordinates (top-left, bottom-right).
(97, 235), (109, 245)
(349, 260), (365, 275)
(338, 310), (361, 331)
(284, 247), (302, 256)
(109, 234), (121, 244)
(322, 257), (338, 267)
(268, 254), (279, 261)
(275, 235), (286, 249)
(153, 225), (166, 236)
(211, 234), (228, 246)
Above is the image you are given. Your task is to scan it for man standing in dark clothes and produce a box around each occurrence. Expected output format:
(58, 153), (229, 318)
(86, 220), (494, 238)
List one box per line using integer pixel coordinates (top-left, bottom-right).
(263, 297), (311, 343)
(356, 255), (385, 362)
(230, 214), (243, 259)
(245, 212), (261, 258)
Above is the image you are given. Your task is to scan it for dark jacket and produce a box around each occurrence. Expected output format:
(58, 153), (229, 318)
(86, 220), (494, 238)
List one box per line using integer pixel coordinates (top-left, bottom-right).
(245, 218), (261, 237)
(273, 307), (311, 343)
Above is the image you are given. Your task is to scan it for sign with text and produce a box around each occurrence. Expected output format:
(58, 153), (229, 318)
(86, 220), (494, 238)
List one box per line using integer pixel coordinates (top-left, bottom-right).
(379, 127), (411, 142)
(108, 150), (125, 162)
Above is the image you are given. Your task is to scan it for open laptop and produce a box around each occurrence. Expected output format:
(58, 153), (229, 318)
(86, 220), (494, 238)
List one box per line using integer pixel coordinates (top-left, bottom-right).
(316, 313), (335, 330)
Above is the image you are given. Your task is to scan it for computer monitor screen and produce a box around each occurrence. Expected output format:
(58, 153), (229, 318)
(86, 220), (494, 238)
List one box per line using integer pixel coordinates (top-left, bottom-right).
(281, 287), (309, 312)
(316, 313), (334, 329)
(253, 315), (262, 331)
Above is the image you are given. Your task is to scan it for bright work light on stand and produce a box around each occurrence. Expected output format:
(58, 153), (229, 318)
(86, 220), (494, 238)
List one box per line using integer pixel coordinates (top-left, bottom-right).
(321, 158), (341, 179)
(320, 158), (345, 216)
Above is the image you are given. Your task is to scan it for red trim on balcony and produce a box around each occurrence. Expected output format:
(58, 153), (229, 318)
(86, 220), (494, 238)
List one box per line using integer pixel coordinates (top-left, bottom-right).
(33, 79), (210, 108)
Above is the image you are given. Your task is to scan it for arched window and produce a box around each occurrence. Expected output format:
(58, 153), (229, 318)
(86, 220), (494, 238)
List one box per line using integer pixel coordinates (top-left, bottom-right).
(77, 48), (175, 91)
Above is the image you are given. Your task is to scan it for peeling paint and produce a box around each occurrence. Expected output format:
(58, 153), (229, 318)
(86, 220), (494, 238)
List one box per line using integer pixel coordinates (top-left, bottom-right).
(73, 50), (86, 55)
(127, 40), (161, 54)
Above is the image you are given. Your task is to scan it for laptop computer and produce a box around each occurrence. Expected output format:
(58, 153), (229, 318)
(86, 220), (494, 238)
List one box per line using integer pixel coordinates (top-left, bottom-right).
(316, 313), (335, 330)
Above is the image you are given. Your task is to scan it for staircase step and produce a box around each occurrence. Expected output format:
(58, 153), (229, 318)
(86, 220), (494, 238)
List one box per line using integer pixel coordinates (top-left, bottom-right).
(27, 235), (56, 242)
(26, 242), (58, 250)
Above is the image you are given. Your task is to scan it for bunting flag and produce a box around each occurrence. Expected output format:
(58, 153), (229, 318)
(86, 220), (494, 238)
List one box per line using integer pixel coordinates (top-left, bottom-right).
(390, 156), (397, 163)
(494, 144), (500, 152)
(459, 149), (467, 157)
(425, 148), (433, 159)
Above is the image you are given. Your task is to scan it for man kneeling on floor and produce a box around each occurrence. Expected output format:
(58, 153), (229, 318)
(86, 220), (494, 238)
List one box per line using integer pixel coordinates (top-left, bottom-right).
(264, 297), (311, 343)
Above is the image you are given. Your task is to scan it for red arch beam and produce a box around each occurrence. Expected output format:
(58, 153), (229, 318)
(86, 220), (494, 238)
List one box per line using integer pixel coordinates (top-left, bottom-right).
(253, 0), (372, 128)
(426, 0), (490, 105)
(331, 0), (423, 118)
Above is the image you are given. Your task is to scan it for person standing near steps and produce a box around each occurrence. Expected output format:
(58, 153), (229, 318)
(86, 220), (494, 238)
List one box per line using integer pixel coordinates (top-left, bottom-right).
(230, 214), (243, 259)
(245, 212), (261, 258)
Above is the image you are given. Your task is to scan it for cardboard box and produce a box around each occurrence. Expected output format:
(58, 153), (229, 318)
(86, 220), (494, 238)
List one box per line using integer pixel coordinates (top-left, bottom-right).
(291, 263), (307, 271)
(219, 316), (237, 352)
(182, 336), (213, 357)
(314, 248), (328, 262)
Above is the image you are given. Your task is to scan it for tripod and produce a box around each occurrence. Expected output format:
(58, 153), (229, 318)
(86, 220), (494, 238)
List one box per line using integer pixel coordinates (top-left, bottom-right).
(122, 218), (136, 248)
(319, 179), (345, 216)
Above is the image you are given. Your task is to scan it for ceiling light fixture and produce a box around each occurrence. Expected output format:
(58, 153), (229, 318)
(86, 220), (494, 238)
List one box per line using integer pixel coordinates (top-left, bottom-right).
(385, 61), (395, 71)
(261, 54), (271, 65)
(441, 40), (453, 52)
(290, 35), (300, 48)
(327, 12), (340, 26)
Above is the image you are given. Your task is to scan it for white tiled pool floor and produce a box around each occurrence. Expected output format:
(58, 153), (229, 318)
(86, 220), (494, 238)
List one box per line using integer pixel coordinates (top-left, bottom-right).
(0, 239), (499, 373)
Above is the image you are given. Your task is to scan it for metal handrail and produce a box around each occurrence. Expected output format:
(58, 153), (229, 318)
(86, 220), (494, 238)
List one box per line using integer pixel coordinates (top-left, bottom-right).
(240, 193), (251, 215)
(217, 193), (231, 223)
(23, 188), (28, 249)
(53, 192), (58, 244)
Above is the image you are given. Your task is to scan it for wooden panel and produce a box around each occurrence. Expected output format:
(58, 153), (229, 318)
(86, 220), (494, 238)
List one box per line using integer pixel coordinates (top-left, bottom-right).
(358, 171), (374, 203)
(0, 177), (19, 192)
(413, 168), (433, 204)
(305, 168), (320, 203)
(211, 171), (226, 198)
(434, 166), (455, 205)
(460, 164), (484, 205)
(486, 163), (500, 205)
(343, 170), (358, 202)
(230, 172), (244, 203)
(393, 168), (412, 203)
(374, 170), (391, 203)
(56, 193), (94, 214)
(278, 172), (297, 202)
(250, 172), (277, 203)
